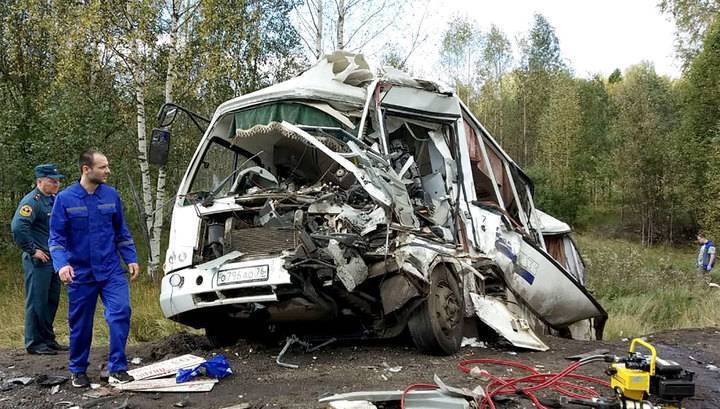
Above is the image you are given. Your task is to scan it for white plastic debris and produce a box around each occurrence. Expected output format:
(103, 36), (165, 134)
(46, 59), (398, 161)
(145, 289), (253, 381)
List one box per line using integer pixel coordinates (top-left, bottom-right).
(461, 337), (487, 348)
(50, 385), (60, 395)
(382, 362), (403, 373)
(130, 357), (143, 365)
(326, 401), (377, 409)
(218, 403), (251, 409)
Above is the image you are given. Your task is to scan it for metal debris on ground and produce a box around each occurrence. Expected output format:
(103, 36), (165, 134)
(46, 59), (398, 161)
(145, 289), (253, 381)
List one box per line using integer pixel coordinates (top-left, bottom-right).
(319, 390), (471, 408)
(277, 335), (310, 369)
(218, 404), (251, 409)
(173, 394), (190, 407)
(79, 394), (126, 409)
(37, 374), (68, 386)
(433, 374), (484, 400)
(5, 376), (33, 385)
(50, 384), (60, 395)
(111, 396), (130, 409)
(276, 334), (336, 368)
(381, 361), (402, 373)
(688, 355), (703, 364)
(83, 386), (120, 399)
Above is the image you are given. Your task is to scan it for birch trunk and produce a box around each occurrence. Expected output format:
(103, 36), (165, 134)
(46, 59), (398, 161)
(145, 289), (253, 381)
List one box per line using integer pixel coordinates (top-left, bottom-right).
(336, 0), (345, 50)
(148, 0), (179, 278)
(522, 92), (527, 166)
(134, 53), (153, 239)
(315, 0), (323, 58)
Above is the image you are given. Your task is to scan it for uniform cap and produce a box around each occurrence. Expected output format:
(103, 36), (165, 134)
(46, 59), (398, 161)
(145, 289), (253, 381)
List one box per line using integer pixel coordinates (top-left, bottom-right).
(35, 163), (65, 179)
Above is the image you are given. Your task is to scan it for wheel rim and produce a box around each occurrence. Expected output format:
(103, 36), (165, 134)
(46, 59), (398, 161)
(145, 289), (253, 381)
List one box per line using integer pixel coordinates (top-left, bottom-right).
(432, 280), (461, 336)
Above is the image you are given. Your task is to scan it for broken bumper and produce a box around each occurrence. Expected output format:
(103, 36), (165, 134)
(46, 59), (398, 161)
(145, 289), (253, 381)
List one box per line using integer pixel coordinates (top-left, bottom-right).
(159, 256), (292, 319)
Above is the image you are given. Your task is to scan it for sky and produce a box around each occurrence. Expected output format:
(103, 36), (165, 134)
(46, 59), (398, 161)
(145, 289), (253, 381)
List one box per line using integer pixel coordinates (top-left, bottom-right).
(398, 0), (680, 80)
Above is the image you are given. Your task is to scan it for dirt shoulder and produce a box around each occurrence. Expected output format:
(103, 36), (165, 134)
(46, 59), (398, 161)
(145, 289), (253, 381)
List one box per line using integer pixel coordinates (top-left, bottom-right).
(0, 328), (718, 409)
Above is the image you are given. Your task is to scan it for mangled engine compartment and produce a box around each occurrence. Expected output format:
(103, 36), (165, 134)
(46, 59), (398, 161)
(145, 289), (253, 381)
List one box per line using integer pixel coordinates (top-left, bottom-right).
(186, 119), (473, 354)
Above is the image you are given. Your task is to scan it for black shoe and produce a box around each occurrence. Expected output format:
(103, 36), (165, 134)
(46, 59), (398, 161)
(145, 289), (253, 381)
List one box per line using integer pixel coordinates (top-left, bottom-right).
(27, 346), (57, 355)
(71, 372), (90, 388)
(108, 370), (134, 384)
(48, 342), (69, 351)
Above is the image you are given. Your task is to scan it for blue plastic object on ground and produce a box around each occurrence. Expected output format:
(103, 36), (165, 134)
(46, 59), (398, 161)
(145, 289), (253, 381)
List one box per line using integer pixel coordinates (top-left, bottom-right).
(176, 354), (233, 383)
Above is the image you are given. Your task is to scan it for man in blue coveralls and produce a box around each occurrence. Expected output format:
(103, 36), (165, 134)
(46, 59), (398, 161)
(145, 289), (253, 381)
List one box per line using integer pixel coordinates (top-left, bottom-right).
(696, 231), (715, 284)
(49, 149), (140, 388)
(11, 164), (68, 355)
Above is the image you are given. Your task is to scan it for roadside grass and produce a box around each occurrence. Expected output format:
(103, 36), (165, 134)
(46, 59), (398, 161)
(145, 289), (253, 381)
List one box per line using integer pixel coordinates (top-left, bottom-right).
(0, 247), (193, 349)
(578, 235), (720, 340)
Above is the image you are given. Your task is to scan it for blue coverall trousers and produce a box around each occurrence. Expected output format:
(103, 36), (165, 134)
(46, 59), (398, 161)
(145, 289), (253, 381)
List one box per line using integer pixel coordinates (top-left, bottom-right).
(22, 253), (60, 351)
(67, 273), (131, 374)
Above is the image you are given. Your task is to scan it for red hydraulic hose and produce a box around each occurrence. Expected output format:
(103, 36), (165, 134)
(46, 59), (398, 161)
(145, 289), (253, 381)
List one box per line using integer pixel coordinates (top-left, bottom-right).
(458, 357), (612, 409)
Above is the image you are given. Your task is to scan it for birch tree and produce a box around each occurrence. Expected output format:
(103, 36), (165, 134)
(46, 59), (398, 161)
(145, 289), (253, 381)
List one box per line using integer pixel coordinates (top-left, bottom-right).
(439, 16), (483, 104)
(514, 13), (565, 166)
(149, 0), (201, 278)
(77, 0), (192, 278)
(475, 25), (512, 142)
(294, 0), (407, 59)
(659, 0), (720, 66)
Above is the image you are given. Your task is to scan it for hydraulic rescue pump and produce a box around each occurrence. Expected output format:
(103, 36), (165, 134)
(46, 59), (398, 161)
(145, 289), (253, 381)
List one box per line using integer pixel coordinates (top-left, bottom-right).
(607, 338), (695, 408)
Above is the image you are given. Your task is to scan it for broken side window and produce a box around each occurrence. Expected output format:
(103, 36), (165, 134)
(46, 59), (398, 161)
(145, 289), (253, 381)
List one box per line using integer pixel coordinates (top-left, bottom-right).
(386, 117), (456, 239)
(464, 117), (526, 229)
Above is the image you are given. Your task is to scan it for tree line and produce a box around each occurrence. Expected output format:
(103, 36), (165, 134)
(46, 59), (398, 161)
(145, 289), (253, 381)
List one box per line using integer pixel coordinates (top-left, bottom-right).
(1, 0), (718, 278)
(435, 4), (720, 245)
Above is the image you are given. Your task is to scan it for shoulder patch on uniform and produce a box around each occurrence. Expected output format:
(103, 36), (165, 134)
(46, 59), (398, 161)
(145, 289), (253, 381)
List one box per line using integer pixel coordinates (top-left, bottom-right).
(19, 205), (32, 217)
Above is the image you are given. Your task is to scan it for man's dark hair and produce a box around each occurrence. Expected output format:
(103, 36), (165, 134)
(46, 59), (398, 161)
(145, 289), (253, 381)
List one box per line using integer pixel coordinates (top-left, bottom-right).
(79, 149), (101, 173)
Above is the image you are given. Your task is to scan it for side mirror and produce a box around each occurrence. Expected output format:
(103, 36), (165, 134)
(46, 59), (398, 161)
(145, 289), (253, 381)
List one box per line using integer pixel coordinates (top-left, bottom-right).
(149, 128), (171, 166)
(158, 106), (178, 127)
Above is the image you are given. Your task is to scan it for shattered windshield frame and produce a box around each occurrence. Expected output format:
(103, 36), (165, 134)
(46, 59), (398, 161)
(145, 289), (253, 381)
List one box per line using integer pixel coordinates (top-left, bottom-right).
(185, 137), (261, 203)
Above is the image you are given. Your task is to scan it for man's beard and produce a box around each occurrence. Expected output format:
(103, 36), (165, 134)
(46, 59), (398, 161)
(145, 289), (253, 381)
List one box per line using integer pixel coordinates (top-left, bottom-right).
(88, 173), (106, 185)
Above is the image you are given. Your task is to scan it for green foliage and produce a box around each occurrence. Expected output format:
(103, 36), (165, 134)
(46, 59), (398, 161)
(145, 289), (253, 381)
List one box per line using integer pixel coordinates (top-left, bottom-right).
(0, 0), (306, 253)
(439, 15), (483, 104)
(681, 18), (720, 241)
(579, 234), (720, 339)
(527, 165), (586, 224)
(659, 0), (720, 66)
(608, 63), (684, 244)
(608, 68), (622, 84)
(526, 13), (564, 74)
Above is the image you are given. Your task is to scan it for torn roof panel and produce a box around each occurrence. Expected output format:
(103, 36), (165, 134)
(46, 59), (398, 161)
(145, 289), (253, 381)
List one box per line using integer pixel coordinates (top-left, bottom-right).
(214, 52), (459, 126)
(535, 209), (572, 235)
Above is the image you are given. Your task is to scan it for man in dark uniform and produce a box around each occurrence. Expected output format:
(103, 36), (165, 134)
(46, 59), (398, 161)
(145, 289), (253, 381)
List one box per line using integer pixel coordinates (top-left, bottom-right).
(49, 149), (139, 388)
(11, 164), (68, 355)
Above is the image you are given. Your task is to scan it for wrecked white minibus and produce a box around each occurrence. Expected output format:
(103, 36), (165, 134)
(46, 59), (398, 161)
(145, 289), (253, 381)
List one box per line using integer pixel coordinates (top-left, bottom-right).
(154, 52), (606, 355)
